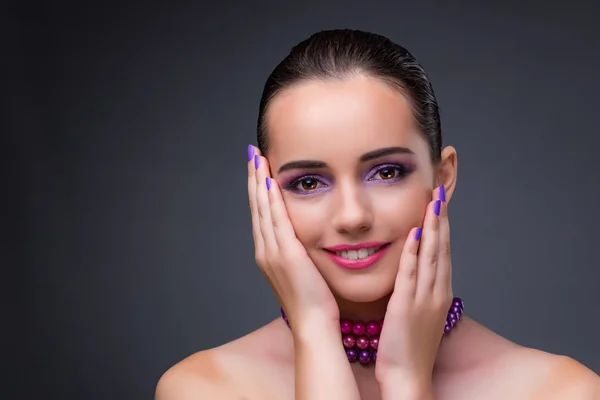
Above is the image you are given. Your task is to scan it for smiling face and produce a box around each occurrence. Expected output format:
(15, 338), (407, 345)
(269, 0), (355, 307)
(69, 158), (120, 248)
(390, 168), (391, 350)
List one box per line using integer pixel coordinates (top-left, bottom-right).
(264, 74), (439, 304)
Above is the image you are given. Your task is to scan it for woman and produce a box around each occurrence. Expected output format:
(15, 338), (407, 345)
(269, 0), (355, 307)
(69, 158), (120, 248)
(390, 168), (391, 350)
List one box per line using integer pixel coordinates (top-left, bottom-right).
(156, 29), (599, 399)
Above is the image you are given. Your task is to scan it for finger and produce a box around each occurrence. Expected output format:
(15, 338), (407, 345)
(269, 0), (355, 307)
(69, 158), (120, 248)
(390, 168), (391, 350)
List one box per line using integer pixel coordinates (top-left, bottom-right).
(267, 178), (299, 252)
(434, 185), (453, 301)
(394, 226), (422, 300)
(254, 154), (279, 257)
(247, 145), (265, 261)
(415, 198), (441, 300)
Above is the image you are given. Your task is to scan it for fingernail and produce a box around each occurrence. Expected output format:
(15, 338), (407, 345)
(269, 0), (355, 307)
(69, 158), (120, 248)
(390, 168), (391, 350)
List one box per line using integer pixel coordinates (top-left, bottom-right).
(247, 144), (254, 162)
(434, 200), (441, 216)
(439, 185), (446, 202)
(266, 177), (271, 190)
(414, 227), (422, 241)
(254, 154), (260, 169)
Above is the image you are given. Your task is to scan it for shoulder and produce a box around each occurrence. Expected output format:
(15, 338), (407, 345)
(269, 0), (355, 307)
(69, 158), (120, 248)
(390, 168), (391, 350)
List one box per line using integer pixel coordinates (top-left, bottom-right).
(154, 349), (233, 400)
(154, 319), (292, 400)
(513, 348), (600, 399)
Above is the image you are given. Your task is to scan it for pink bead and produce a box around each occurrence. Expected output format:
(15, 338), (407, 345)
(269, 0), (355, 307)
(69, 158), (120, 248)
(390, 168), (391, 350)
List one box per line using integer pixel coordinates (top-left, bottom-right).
(342, 334), (356, 348)
(340, 320), (352, 334)
(369, 336), (379, 350)
(352, 321), (365, 335)
(356, 335), (369, 350)
(366, 321), (380, 335)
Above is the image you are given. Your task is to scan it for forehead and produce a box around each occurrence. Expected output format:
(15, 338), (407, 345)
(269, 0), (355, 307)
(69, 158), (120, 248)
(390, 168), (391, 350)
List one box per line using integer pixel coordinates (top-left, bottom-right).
(265, 75), (428, 167)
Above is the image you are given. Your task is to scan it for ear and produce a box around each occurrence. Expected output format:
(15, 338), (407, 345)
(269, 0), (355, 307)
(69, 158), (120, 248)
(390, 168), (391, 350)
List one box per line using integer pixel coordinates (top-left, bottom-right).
(436, 146), (458, 203)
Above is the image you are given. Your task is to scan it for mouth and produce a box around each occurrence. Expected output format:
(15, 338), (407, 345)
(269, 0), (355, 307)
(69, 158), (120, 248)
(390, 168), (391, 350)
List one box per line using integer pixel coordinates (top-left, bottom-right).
(333, 245), (384, 260)
(324, 242), (391, 270)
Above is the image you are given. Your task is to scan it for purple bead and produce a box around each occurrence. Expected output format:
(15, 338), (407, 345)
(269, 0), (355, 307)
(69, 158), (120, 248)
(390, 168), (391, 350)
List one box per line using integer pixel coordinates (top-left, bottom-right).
(342, 334), (356, 348)
(340, 320), (352, 334)
(352, 321), (366, 335)
(372, 350), (377, 361)
(366, 321), (380, 335)
(452, 305), (461, 314)
(453, 298), (464, 309)
(450, 318), (457, 327)
(346, 348), (357, 362)
(444, 324), (452, 334)
(358, 349), (371, 364)
(356, 336), (369, 350)
(448, 312), (456, 321)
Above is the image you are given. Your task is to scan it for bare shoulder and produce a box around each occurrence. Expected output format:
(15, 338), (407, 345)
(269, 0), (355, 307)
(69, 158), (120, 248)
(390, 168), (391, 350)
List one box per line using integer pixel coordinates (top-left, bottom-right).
(155, 349), (234, 400)
(155, 319), (293, 400)
(449, 318), (599, 399)
(514, 348), (600, 399)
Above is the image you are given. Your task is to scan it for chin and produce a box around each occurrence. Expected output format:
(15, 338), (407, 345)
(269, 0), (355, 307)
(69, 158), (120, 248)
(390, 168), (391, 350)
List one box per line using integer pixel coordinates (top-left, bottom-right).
(324, 268), (397, 303)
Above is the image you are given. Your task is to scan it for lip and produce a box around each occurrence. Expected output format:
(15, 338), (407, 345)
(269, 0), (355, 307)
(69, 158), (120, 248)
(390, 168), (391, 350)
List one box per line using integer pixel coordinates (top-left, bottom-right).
(325, 241), (388, 252)
(324, 242), (391, 270)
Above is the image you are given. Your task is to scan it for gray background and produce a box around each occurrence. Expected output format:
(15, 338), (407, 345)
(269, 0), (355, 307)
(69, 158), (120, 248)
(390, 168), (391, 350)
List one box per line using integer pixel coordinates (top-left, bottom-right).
(8, 1), (599, 399)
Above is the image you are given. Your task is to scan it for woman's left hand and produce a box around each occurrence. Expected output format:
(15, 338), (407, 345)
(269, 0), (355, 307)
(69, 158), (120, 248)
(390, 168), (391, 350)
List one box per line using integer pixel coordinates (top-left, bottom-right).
(375, 185), (452, 399)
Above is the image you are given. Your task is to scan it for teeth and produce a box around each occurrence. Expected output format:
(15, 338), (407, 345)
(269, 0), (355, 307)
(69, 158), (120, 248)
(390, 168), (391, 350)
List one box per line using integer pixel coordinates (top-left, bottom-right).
(335, 246), (381, 260)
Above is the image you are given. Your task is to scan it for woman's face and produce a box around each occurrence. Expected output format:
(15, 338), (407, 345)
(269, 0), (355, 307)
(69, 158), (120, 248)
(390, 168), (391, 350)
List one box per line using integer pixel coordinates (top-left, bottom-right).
(265, 74), (442, 303)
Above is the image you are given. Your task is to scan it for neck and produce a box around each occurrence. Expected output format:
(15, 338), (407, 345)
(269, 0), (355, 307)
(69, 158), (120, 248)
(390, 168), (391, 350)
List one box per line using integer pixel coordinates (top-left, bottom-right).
(336, 294), (391, 321)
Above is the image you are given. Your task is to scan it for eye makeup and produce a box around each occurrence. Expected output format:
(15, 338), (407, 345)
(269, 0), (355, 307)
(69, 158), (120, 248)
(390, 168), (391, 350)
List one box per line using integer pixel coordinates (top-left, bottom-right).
(279, 162), (416, 196)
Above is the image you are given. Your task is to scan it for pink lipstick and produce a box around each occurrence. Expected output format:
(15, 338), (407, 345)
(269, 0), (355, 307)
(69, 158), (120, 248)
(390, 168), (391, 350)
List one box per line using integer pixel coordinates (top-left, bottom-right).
(324, 241), (390, 270)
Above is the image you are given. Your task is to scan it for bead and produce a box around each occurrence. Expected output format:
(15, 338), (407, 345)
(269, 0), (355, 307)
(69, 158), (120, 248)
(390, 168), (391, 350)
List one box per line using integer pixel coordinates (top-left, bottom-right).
(452, 306), (461, 314)
(444, 324), (452, 334)
(342, 334), (356, 348)
(453, 297), (464, 309)
(369, 336), (379, 350)
(352, 321), (366, 335)
(450, 318), (457, 327)
(366, 321), (380, 335)
(356, 336), (369, 350)
(340, 320), (352, 334)
(448, 312), (456, 321)
(346, 348), (357, 362)
(358, 349), (371, 364)
(372, 350), (377, 362)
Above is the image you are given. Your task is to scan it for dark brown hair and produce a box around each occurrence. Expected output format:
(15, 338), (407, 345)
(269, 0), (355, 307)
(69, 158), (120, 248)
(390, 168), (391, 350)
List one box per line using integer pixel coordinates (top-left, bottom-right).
(256, 29), (442, 162)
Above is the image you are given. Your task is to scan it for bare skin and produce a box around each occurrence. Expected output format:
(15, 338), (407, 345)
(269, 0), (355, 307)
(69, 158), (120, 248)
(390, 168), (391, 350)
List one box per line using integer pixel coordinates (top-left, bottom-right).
(156, 75), (600, 399)
(157, 317), (598, 399)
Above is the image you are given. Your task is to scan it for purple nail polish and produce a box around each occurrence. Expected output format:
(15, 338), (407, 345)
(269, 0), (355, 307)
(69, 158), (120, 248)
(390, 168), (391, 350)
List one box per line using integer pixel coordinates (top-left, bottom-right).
(254, 154), (260, 169)
(439, 185), (446, 202)
(414, 227), (422, 241)
(247, 144), (254, 162)
(266, 177), (271, 190)
(434, 200), (441, 216)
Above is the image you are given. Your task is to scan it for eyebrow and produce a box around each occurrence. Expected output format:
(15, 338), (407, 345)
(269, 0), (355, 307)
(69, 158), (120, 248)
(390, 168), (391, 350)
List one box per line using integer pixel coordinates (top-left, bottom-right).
(277, 146), (415, 174)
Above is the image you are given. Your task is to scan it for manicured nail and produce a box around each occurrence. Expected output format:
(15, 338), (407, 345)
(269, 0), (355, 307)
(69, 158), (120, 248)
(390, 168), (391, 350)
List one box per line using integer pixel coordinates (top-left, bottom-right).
(434, 200), (441, 216)
(247, 144), (254, 162)
(254, 154), (260, 169)
(439, 185), (446, 202)
(414, 227), (422, 241)
(266, 177), (272, 190)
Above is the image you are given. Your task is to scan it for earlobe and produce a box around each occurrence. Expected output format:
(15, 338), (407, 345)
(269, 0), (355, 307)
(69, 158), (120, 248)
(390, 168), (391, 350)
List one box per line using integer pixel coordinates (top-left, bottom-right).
(437, 146), (458, 203)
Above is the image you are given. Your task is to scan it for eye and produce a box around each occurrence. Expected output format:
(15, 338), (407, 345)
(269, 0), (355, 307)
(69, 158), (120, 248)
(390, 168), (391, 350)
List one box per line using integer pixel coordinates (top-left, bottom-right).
(299, 177), (319, 191)
(282, 174), (330, 195)
(376, 167), (397, 180)
(367, 164), (411, 183)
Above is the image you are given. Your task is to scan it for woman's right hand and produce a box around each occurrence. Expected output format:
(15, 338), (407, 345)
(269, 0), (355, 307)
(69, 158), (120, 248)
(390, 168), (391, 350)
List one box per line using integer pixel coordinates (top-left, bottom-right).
(247, 145), (340, 336)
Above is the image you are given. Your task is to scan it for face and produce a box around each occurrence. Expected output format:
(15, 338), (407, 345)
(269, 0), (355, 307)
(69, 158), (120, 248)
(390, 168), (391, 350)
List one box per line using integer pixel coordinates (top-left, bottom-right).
(265, 74), (440, 303)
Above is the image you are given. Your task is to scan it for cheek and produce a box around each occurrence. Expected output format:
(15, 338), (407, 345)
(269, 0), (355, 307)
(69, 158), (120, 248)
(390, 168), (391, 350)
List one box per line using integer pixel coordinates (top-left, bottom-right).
(283, 199), (324, 246)
(373, 183), (431, 230)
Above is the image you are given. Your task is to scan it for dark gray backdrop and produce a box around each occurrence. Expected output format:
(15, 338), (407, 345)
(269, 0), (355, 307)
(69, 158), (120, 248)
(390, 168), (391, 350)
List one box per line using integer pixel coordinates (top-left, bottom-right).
(9, 1), (599, 399)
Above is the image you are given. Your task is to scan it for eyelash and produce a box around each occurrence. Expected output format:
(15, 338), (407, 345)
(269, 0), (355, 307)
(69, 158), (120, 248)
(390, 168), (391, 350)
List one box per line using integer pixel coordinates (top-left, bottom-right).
(282, 164), (412, 195)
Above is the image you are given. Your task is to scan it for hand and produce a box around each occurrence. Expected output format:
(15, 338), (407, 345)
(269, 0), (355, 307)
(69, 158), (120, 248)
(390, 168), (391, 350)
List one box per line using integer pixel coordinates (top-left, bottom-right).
(375, 185), (452, 397)
(247, 145), (340, 336)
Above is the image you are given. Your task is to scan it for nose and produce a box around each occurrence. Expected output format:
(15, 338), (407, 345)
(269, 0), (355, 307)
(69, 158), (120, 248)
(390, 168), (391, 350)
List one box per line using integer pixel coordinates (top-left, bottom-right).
(330, 181), (374, 235)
